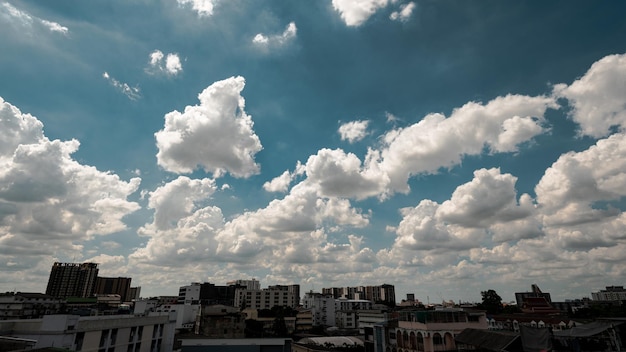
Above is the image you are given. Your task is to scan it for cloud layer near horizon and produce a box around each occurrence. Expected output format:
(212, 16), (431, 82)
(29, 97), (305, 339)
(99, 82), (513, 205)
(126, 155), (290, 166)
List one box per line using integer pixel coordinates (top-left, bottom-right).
(3, 51), (626, 299)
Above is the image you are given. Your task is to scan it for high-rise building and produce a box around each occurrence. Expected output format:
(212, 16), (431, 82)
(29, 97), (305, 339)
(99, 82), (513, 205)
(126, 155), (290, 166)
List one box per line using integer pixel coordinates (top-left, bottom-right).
(322, 284), (396, 306)
(226, 278), (260, 290)
(94, 277), (132, 302)
(45, 262), (99, 298)
(234, 284), (300, 309)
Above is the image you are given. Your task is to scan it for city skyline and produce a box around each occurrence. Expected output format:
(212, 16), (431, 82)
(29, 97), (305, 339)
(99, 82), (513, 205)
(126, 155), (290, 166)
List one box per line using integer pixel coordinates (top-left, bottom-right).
(1, 1), (626, 303)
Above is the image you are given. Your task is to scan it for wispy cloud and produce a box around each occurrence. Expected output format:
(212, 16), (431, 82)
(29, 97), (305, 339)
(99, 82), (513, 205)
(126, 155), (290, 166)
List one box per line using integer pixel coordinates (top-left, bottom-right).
(253, 22), (297, 49)
(103, 72), (141, 100)
(390, 2), (416, 22)
(177, 0), (218, 17)
(1, 2), (68, 35)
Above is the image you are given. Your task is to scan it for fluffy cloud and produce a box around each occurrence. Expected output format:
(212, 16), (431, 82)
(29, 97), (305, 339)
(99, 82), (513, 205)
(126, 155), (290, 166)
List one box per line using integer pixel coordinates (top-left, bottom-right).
(252, 22), (297, 49)
(379, 94), (556, 194)
(103, 72), (141, 100)
(554, 53), (626, 138)
(338, 120), (369, 143)
(390, 2), (415, 22)
(0, 97), (140, 272)
(331, 0), (390, 26)
(263, 170), (293, 193)
(177, 0), (218, 17)
(147, 50), (183, 76)
(155, 76), (262, 177)
(1, 2), (68, 35)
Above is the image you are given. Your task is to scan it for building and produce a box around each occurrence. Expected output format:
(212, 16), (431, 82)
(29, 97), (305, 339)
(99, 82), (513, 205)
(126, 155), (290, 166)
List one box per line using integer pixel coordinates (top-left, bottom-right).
(226, 278), (260, 290)
(234, 284), (300, 309)
(592, 285), (626, 301)
(0, 292), (63, 320)
(179, 338), (291, 352)
(178, 282), (241, 306)
(194, 304), (245, 338)
(45, 262), (99, 298)
(322, 284), (396, 306)
(94, 277), (132, 302)
(377, 308), (488, 352)
(514, 283), (552, 307)
(302, 292), (336, 327)
(0, 313), (175, 351)
(129, 286), (141, 301)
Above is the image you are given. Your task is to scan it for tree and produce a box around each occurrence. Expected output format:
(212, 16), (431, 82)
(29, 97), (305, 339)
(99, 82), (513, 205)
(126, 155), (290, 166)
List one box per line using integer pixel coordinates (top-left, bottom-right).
(479, 289), (503, 314)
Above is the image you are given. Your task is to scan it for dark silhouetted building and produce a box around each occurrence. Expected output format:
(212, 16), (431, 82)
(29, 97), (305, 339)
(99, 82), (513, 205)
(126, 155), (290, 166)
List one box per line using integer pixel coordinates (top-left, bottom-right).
(94, 276), (132, 302)
(45, 262), (99, 298)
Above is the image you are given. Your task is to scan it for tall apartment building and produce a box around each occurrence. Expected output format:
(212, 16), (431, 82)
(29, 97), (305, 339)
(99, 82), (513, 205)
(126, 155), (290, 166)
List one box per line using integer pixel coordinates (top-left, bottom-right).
(234, 284), (300, 309)
(45, 262), (99, 299)
(302, 292), (336, 327)
(322, 284), (396, 306)
(94, 277), (132, 302)
(592, 286), (626, 301)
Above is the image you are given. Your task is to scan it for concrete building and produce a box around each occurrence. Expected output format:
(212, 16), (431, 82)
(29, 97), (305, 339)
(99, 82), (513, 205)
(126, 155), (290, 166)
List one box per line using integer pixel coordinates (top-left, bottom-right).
(0, 313), (175, 351)
(302, 292), (336, 327)
(0, 292), (63, 320)
(322, 284), (396, 306)
(592, 285), (626, 301)
(377, 308), (488, 352)
(45, 262), (99, 299)
(194, 304), (245, 338)
(178, 282), (241, 306)
(234, 285), (300, 309)
(95, 277), (132, 302)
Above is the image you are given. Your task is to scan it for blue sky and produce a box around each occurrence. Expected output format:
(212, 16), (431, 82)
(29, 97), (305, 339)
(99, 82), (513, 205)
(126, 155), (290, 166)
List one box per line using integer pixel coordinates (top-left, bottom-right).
(2, 0), (626, 303)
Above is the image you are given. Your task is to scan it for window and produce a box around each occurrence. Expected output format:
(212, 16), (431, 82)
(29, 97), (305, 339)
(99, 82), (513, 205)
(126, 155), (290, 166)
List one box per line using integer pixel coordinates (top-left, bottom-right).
(74, 332), (85, 350)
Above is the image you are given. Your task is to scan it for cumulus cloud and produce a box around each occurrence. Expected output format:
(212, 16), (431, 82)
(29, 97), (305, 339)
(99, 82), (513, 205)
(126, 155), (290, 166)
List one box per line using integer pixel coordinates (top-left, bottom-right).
(553, 53), (626, 138)
(155, 76), (262, 177)
(263, 170), (293, 193)
(252, 22), (297, 49)
(146, 50), (183, 76)
(177, 0), (217, 17)
(378, 94), (556, 194)
(103, 72), (141, 100)
(1, 2), (69, 35)
(331, 0), (390, 26)
(390, 2), (415, 22)
(338, 120), (369, 143)
(0, 96), (140, 275)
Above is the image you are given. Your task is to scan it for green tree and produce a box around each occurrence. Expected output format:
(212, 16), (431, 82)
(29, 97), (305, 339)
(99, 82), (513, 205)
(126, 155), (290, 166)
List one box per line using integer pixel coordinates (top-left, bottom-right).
(479, 289), (503, 314)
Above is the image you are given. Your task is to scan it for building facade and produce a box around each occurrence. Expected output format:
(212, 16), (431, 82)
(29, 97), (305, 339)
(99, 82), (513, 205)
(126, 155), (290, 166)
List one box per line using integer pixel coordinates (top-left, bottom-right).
(302, 292), (336, 327)
(45, 262), (99, 299)
(322, 284), (396, 306)
(0, 313), (175, 352)
(592, 286), (626, 301)
(178, 282), (241, 306)
(226, 279), (261, 290)
(95, 277), (132, 302)
(0, 292), (63, 320)
(234, 285), (300, 309)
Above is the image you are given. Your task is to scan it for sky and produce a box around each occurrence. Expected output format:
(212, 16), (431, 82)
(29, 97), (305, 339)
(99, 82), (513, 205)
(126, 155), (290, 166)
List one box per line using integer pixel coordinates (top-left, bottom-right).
(1, 0), (626, 304)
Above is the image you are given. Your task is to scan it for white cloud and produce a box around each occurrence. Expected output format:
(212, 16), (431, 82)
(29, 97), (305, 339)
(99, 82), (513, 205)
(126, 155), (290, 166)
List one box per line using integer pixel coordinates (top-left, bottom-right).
(390, 2), (415, 22)
(1, 2), (68, 35)
(155, 76), (262, 177)
(146, 50), (183, 76)
(177, 0), (218, 17)
(263, 170), (293, 193)
(102, 72), (141, 100)
(553, 53), (626, 138)
(379, 94), (556, 194)
(331, 0), (390, 26)
(338, 120), (369, 143)
(0, 96), (140, 275)
(252, 22), (297, 49)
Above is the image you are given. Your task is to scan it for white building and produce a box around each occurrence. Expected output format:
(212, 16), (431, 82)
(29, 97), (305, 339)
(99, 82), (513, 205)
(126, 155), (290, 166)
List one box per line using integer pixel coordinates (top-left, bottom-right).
(234, 285), (300, 309)
(178, 283), (202, 305)
(0, 292), (63, 320)
(302, 292), (336, 327)
(154, 303), (200, 330)
(592, 286), (626, 301)
(0, 314), (175, 351)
